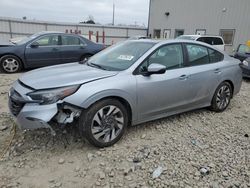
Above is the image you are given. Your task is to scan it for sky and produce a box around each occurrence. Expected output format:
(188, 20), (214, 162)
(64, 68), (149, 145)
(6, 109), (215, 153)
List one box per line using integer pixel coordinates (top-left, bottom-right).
(0, 0), (150, 26)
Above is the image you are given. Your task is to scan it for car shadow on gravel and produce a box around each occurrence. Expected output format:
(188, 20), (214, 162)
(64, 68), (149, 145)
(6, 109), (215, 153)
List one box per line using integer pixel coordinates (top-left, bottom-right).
(243, 78), (250, 83)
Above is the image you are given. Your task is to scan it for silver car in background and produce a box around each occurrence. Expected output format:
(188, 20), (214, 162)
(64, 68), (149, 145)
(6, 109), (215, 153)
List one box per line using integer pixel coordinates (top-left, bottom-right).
(8, 39), (242, 147)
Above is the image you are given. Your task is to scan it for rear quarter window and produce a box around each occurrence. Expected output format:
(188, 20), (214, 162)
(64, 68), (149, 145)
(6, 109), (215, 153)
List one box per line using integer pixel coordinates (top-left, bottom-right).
(208, 48), (224, 63)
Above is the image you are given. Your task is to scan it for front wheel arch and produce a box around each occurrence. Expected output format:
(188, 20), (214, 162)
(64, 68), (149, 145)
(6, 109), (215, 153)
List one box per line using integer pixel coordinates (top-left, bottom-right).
(79, 98), (129, 147)
(85, 96), (132, 126)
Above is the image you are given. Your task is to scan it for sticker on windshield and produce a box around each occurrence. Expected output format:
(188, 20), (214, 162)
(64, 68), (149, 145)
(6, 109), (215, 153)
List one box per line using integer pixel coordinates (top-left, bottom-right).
(118, 55), (134, 61)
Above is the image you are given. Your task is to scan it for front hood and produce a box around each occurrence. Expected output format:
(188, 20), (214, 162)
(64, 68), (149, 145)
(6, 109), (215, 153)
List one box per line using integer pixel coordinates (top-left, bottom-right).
(0, 42), (14, 47)
(0, 44), (14, 47)
(19, 63), (118, 90)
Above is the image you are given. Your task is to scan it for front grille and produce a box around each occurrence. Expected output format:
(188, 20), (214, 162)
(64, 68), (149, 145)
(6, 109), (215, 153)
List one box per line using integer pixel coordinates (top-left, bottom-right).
(9, 89), (25, 116)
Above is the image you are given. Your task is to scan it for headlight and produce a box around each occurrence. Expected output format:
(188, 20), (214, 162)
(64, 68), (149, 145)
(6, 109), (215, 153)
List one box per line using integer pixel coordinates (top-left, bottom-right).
(243, 60), (249, 66)
(27, 85), (79, 105)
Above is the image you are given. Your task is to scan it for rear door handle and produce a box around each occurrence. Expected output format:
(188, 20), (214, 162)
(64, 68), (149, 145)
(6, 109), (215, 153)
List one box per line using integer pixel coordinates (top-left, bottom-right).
(214, 69), (222, 74)
(179, 75), (189, 80)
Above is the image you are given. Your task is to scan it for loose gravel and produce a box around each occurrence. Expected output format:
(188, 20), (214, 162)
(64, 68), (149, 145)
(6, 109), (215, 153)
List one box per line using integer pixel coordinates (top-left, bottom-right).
(0, 73), (249, 188)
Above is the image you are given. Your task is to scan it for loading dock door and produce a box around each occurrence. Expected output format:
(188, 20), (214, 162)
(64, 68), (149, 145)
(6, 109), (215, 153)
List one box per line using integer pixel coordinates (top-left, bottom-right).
(153, 29), (161, 39)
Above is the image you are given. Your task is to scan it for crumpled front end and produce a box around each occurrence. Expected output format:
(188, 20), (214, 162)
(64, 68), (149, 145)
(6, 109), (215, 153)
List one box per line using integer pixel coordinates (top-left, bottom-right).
(8, 80), (81, 135)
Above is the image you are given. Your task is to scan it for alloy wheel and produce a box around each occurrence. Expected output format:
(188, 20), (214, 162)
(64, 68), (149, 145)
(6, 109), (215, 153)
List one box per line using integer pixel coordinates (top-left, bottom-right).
(91, 105), (124, 143)
(2, 58), (19, 73)
(216, 85), (231, 110)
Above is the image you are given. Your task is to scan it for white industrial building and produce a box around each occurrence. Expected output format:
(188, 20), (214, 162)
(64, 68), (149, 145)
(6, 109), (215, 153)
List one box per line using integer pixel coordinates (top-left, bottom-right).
(148, 0), (250, 54)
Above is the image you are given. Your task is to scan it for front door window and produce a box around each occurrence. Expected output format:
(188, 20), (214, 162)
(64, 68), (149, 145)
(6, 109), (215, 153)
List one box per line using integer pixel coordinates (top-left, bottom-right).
(34, 35), (59, 46)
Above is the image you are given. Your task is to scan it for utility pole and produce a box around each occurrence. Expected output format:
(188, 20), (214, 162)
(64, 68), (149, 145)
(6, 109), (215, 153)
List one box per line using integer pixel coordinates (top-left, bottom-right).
(112, 2), (115, 25)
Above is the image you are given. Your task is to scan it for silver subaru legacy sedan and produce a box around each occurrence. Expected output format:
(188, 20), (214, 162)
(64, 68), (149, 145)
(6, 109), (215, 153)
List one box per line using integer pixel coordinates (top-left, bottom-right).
(8, 39), (242, 147)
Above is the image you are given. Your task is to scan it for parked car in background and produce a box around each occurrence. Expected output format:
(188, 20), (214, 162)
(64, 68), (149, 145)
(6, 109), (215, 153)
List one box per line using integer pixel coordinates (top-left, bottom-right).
(234, 44), (250, 62)
(128, 36), (150, 40)
(0, 31), (104, 73)
(177, 35), (225, 51)
(8, 39), (242, 147)
(240, 57), (250, 78)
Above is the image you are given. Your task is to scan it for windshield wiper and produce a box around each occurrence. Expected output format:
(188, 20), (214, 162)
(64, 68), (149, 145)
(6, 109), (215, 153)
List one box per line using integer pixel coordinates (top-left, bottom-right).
(87, 62), (107, 70)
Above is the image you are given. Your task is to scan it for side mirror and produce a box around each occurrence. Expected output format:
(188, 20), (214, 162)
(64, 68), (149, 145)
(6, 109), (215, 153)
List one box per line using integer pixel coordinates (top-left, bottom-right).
(30, 42), (39, 48)
(143, 63), (166, 76)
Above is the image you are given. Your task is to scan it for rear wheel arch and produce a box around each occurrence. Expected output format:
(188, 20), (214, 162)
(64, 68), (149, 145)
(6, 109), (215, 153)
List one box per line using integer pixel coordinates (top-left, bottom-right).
(223, 80), (234, 97)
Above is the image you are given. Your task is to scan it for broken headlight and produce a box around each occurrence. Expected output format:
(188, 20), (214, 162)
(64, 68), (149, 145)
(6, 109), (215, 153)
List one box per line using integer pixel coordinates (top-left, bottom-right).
(242, 60), (249, 66)
(27, 85), (79, 105)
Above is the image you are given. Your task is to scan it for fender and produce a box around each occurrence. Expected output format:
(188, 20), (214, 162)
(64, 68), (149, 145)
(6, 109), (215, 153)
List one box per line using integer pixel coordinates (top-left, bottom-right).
(79, 89), (137, 122)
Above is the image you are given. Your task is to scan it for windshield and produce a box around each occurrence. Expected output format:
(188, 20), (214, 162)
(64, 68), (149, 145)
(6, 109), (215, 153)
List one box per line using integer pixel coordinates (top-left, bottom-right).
(15, 33), (41, 45)
(87, 41), (155, 71)
(238, 44), (250, 53)
(177, 36), (197, 40)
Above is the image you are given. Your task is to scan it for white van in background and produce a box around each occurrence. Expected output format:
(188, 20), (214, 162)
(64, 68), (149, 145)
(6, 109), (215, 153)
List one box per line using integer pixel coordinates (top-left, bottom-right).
(177, 35), (225, 51)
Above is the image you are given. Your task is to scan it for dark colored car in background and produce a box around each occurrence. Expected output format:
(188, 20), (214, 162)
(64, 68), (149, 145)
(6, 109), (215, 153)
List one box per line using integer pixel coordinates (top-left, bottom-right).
(234, 44), (250, 62)
(0, 31), (104, 73)
(240, 57), (250, 78)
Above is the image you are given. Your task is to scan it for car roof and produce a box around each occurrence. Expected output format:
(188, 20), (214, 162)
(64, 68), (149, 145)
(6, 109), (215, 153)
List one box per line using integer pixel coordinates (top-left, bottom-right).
(180, 35), (223, 39)
(35, 31), (83, 37)
(130, 39), (226, 53)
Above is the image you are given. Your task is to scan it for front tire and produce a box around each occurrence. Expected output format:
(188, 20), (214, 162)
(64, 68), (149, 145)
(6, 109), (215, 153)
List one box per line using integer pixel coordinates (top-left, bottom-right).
(79, 99), (128, 148)
(0, 55), (22, 73)
(210, 82), (233, 112)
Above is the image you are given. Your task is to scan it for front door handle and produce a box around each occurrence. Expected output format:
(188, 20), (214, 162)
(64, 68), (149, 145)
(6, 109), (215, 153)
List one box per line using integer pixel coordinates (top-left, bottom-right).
(179, 75), (189, 80)
(214, 69), (222, 74)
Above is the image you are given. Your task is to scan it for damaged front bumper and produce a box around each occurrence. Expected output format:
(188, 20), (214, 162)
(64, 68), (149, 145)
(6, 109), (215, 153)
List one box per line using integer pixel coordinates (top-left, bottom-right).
(8, 81), (81, 135)
(11, 102), (58, 135)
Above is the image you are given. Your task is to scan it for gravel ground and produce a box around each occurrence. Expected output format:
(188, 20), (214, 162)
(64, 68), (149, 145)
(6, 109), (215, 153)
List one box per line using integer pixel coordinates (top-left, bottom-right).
(0, 72), (249, 188)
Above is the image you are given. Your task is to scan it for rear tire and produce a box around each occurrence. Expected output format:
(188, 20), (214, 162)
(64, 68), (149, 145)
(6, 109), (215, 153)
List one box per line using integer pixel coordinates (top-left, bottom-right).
(210, 82), (233, 112)
(79, 99), (128, 148)
(0, 55), (23, 73)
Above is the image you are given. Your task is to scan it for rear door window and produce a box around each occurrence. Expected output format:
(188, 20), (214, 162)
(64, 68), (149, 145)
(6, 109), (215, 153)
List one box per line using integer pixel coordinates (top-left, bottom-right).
(61, 35), (85, 46)
(186, 44), (210, 66)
